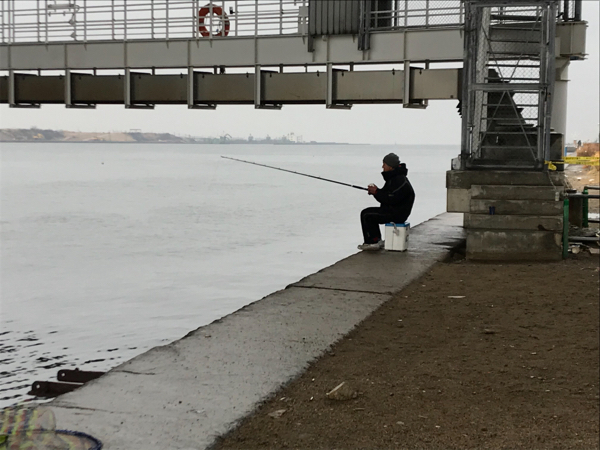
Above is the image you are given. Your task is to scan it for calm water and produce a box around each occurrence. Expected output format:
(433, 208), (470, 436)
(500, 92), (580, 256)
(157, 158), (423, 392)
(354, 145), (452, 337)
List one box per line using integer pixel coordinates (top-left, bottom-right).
(0, 142), (458, 407)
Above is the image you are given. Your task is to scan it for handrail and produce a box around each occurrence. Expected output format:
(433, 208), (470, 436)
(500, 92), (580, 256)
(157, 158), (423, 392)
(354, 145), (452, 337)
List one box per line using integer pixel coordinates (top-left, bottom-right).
(0, 0), (582, 45)
(0, 0), (309, 44)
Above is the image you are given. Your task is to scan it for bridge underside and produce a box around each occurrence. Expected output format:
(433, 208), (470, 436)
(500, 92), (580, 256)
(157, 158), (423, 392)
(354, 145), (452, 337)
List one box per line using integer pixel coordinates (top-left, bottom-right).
(0, 67), (460, 109)
(0, 21), (584, 109)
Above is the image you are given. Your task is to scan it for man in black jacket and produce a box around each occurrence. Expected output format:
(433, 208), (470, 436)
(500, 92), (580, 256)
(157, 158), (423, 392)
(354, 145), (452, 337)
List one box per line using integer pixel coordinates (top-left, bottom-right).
(358, 153), (415, 251)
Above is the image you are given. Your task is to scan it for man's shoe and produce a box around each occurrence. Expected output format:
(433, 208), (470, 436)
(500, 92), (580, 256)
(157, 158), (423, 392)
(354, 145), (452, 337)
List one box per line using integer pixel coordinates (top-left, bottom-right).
(358, 241), (384, 251)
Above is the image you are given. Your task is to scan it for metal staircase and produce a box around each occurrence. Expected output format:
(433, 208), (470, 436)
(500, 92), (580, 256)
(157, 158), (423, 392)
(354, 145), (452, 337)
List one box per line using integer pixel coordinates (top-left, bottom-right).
(460, 1), (557, 170)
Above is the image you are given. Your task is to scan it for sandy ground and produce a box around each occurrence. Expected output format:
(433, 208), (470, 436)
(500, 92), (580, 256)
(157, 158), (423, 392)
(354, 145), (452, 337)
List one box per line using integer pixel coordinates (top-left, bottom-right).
(213, 169), (600, 450)
(566, 165), (599, 214)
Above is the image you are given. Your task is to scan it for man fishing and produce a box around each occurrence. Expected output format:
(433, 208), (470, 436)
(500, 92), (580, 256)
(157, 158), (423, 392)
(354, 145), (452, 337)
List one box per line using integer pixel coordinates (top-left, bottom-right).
(358, 153), (415, 251)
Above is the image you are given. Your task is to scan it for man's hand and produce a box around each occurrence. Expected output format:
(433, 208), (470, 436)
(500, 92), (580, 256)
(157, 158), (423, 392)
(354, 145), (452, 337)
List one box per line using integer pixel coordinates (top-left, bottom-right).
(368, 184), (378, 195)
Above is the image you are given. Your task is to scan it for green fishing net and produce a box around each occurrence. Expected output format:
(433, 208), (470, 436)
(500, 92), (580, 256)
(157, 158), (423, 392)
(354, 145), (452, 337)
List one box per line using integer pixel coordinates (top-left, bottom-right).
(0, 405), (102, 450)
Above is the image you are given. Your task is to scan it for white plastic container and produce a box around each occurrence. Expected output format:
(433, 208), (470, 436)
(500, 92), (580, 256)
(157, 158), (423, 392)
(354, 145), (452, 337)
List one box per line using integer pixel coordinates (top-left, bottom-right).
(384, 222), (409, 251)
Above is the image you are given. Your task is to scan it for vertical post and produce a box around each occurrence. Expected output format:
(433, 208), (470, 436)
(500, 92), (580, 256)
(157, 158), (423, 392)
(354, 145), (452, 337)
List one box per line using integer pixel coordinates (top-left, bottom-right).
(193, 0), (197, 39)
(125, 67), (131, 108)
(37, 0), (40, 42)
(151, 0), (154, 38)
(124, 0), (127, 40)
(552, 59), (569, 137)
(460, 1), (475, 167)
(326, 63), (333, 108)
(254, 0), (258, 36)
(425, 0), (429, 27)
(221, 0), (225, 36)
(8, 69), (15, 106)
(13, 0), (16, 42)
(234, 0), (238, 36)
(83, 0), (86, 42)
(7, 0), (11, 43)
(280, 0), (283, 34)
(542, 2), (557, 165)
(166, 0), (169, 40)
(403, 60), (410, 106)
(574, 0), (581, 21)
(563, 198), (569, 258)
(111, 0), (115, 39)
(188, 66), (194, 108)
(254, 65), (261, 108)
(45, 0), (48, 42)
(207, 2), (212, 37)
(582, 188), (589, 227)
(65, 68), (72, 107)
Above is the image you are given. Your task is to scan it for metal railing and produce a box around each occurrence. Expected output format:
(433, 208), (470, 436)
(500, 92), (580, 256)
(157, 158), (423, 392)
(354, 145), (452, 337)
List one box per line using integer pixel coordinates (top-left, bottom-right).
(0, 0), (308, 43)
(369, 0), (465, 30)
(367, 1), (578, 32)
(0, 0), (582, 44)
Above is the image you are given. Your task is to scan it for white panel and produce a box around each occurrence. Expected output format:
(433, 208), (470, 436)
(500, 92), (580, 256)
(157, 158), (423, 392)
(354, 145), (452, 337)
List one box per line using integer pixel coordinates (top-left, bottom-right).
(190, 38), (255, 67)
(404, 29), (463, 62)
(326, 35), (364, 63)
(311, 37), (328, 64)
(67, 42), (125, 69)
(127, 41), (188, 68)
(368, 33), (406, 62)
(9, 45), (64, 70)
(0, 46), (8, 69)
(257, 36), (312, 66)
(412, 68), (460, 99)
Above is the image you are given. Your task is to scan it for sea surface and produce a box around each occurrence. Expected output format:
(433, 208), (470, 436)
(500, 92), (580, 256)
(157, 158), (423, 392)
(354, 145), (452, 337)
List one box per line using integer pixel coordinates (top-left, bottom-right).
(0, 142), (458, 407)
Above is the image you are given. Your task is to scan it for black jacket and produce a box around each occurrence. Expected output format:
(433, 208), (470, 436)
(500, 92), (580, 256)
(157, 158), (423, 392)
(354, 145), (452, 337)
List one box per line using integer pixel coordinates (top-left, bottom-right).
(373, 163), (415, 222)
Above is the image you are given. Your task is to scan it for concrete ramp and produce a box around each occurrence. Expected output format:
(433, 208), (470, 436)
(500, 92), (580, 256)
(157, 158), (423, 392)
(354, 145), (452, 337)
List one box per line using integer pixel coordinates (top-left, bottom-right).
(49, 213), (464, 450)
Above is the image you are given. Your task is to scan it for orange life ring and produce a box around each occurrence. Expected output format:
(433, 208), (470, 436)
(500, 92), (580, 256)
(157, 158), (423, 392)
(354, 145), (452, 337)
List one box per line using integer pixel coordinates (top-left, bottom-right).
(198, 4), (230, 37)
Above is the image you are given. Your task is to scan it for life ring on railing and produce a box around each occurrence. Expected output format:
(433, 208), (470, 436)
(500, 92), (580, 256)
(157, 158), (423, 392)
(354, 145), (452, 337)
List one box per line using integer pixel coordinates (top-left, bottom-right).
(198, 4), (230, 37)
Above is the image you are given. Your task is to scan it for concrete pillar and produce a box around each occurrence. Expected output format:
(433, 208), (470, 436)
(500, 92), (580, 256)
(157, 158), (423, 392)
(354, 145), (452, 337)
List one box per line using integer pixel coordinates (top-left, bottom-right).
(551, 58), (570, 139)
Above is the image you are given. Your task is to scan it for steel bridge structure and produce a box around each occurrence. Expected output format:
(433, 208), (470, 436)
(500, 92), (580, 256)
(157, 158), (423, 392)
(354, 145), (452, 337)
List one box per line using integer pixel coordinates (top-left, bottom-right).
(0, 0), (588, 169)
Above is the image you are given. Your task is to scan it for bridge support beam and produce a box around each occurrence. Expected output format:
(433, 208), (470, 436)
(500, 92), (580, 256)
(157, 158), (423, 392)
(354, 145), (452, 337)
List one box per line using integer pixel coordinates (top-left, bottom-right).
(0, 67), (461, 108)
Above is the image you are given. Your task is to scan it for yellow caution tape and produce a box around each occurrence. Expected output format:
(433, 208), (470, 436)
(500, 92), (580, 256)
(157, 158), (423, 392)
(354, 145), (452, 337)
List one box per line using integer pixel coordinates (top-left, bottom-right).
(562, 156), (600, 166)
(546, 157), (600, 169)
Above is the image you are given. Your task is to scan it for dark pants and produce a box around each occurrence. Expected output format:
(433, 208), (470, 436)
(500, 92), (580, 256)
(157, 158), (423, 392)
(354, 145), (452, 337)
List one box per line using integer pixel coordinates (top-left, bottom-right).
(360, 207), (396, 244)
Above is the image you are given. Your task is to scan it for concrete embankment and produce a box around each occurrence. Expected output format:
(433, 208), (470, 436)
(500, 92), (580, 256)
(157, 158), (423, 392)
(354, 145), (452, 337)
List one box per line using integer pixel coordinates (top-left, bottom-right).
(49, 213), (465, 450)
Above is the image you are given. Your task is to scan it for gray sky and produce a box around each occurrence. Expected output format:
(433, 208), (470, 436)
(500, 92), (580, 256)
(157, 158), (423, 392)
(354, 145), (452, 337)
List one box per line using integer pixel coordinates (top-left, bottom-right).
(0, 1), (598, 145)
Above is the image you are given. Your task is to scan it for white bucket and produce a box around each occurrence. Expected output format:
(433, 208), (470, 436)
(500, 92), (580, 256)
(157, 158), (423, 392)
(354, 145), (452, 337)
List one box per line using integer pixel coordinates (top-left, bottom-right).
(384, 222), (409, 251)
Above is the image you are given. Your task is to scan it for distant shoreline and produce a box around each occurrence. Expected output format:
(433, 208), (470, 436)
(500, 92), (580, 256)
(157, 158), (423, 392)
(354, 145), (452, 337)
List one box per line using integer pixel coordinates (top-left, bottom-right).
(0, 128), (350, 145)
(0, 140), (353, 145)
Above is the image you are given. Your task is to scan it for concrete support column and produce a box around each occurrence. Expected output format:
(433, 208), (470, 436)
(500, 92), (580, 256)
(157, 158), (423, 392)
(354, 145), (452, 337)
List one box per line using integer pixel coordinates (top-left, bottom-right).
(551, 58), (570, 138)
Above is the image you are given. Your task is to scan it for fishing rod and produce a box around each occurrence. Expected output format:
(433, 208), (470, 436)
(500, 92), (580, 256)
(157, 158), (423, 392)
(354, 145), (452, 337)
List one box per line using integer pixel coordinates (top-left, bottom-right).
(221, 156), (368, 191)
